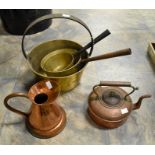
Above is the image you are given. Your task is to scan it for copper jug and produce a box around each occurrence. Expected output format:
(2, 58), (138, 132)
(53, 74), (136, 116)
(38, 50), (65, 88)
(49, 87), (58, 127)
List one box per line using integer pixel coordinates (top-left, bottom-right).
(88, 81), (151, 129)
(4, 80), (66, 138)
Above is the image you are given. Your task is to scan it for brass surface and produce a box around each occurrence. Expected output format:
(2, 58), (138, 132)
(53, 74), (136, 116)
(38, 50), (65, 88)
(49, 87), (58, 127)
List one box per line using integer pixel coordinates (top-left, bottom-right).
(27, 40), (89, 92)
(40, 47), (131, 78)
(40, 48), (76, 73)
(148, 42), (155, 65)
(21, 13), (95, 92)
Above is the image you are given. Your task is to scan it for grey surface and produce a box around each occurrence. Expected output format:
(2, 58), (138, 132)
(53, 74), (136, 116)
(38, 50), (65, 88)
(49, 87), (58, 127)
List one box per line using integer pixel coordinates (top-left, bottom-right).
(0, 9), (155, 144)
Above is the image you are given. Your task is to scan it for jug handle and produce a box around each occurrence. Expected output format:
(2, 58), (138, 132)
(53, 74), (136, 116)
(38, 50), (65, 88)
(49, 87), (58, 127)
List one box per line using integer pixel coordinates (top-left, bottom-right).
(4, 93), (29, 117)
(93, 81), (138, 100)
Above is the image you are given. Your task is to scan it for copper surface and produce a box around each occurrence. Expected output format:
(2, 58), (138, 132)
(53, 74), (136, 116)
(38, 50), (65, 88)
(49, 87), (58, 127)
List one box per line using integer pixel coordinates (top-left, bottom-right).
(4, 80), (66, 138)
(88, 81), (151, 128)
(88, 107), (127, 129)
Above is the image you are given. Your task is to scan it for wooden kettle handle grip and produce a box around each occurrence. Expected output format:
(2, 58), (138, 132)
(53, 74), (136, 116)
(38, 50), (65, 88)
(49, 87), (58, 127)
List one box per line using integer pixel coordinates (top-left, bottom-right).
(100, 81), (131, 87)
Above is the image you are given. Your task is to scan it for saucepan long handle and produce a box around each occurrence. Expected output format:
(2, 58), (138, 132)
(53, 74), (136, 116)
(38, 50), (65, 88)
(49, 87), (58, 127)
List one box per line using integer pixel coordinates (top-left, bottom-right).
(81, 48), (132, 63)
(4, 93), (29, 117)
(78, 29), (111, 54)
(93, 29), (111, 45)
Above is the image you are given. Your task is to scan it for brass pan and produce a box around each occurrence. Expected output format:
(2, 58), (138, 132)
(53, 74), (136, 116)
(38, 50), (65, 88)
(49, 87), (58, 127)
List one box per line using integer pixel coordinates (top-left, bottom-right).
(42, 48), (132, 77)
(21, 13), (94, 92)
(40, 29), (111, 74)
(26, 40), (89, 92)
(40, 48), (76, 73)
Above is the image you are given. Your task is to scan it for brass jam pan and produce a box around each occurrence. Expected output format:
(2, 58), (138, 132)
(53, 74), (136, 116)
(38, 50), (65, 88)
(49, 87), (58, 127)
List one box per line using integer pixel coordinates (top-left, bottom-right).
(27, 40), (88, 78)
(25, 39), (132, 92)
(26, 40), (89, 92)
(21, 13), (95, 92)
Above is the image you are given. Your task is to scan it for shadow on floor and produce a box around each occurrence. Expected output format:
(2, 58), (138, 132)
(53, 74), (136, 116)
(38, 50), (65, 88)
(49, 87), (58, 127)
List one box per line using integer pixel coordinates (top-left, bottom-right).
(1, 119), (24, 127)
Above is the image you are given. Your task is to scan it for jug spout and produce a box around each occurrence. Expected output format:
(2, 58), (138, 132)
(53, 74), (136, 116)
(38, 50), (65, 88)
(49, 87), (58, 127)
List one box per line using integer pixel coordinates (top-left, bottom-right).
(132, 95), (151, 110)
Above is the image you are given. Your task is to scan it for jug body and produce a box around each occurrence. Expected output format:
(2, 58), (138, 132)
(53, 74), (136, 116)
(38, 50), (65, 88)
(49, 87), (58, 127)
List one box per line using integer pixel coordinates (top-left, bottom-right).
(4, 80), (66, 138)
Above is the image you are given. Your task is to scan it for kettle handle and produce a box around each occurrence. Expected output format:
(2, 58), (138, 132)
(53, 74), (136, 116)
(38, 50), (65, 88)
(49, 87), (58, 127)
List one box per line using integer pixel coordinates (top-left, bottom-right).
(21, 13), (94, 59)
(93, 81), (138, 100)
(4, 93), (29, 117)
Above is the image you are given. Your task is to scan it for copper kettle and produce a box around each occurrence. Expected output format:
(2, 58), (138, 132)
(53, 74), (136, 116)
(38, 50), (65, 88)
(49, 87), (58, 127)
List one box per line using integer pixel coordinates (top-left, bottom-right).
(88, 81), (151, 129)
(4, 80), (66, 138)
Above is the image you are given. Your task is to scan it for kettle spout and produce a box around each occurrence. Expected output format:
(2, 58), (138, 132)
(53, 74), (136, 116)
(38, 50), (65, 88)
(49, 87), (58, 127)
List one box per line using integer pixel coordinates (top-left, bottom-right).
(133, 95), (151, 110)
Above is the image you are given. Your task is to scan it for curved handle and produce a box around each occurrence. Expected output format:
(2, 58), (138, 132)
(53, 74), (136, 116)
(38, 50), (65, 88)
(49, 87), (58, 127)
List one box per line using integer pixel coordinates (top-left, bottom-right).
(93, 81), (138, 100)
(21, 13), (94, 59)
(77, 29), (111, 55)
(81, 48), (132, 63)
(4, 93), (29, 117)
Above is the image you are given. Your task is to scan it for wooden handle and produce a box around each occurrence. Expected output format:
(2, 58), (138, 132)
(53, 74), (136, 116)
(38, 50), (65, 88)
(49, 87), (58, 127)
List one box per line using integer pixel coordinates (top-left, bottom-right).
(4, 93), (29, 117)
(100, 81), (131, 87)
(93, 29), (111, 44)
(78, 29), (111, 54)
(81, 48), (132, 63)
